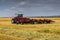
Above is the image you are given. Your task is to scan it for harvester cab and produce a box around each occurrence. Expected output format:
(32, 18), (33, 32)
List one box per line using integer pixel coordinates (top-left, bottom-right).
(11, 14), (23, 24)
(17, 14), (23, 17)
(14, 14), (23, 18)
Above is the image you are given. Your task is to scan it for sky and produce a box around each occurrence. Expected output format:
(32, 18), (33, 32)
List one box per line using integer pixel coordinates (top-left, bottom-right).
(0, 0), (60, 17)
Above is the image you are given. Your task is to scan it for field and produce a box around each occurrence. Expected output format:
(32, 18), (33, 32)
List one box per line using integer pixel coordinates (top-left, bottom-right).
(0, 18), (60, 40)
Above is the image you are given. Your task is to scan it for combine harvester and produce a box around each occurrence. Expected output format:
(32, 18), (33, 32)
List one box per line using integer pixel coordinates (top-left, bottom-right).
(11, 14), (54, 24)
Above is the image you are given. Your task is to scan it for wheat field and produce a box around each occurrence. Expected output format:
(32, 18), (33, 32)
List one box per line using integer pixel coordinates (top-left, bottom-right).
(0, 18), (60, 40)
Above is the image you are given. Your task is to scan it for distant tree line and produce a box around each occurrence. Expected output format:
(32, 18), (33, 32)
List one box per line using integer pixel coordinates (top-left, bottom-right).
(29, 16), (60, 18)
(0, 15), (60, 18)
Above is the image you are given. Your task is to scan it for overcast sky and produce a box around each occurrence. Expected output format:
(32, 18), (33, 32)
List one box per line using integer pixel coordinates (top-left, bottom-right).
(0, 0), (60, 17)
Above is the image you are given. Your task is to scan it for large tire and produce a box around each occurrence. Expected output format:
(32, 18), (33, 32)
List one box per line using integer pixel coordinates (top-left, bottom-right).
(34, 22), (37, 24)
(31, 21), (34, 24)
(11, 19), (15, 24)
(16, 21), (19, 24)
(32, 22), (34, 24)
(21, 22), (24, 25)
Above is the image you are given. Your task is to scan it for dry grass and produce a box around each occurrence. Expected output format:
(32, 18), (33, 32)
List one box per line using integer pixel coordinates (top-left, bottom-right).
(0, 33), (26, 40)
(0, 18), (60, 40)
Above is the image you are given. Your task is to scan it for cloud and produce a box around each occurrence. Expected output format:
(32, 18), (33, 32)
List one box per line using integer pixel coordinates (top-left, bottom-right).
(19, 1), (27, 5)
(4, 6), (24, 14)
(0, 0), (60, 17)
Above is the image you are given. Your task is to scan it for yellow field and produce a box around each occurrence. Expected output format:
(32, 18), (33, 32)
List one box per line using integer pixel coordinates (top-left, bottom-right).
(0, 18), (60, 40)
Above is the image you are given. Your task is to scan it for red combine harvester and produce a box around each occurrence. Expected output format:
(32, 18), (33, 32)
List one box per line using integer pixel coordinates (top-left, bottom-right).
(11, 14), (54, 24)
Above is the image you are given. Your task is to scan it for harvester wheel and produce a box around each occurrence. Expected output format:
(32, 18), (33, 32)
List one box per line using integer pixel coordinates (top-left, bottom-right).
(20, 22), (24, 25)
(16, 21), (19, 24)
(31, 22), (34, 24)
(11, 19), (15, 24)
(34, 22), (37, 24)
